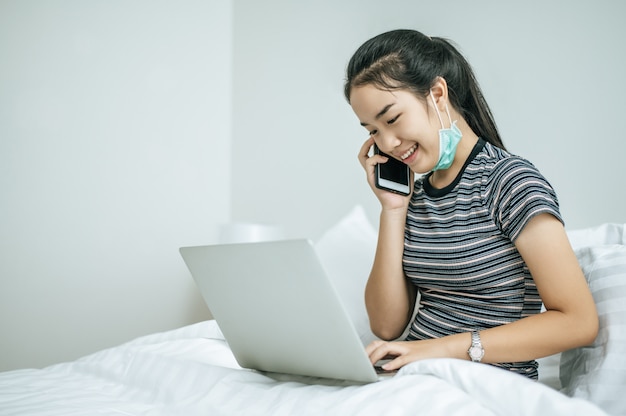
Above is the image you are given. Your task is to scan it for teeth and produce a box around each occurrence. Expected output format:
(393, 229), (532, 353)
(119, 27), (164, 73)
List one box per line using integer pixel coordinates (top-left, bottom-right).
(401, 144), (417, 160)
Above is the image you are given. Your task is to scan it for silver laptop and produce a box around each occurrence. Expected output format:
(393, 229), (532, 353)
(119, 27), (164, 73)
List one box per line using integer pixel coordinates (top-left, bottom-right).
(179, 239), (392, 384)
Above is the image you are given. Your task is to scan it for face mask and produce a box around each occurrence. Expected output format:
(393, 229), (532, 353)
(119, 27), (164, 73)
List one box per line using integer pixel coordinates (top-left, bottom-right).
(430, 92), (462, 171)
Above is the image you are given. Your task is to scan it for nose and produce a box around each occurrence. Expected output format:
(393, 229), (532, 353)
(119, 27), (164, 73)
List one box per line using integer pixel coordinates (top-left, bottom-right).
(377, 131), (401, 154)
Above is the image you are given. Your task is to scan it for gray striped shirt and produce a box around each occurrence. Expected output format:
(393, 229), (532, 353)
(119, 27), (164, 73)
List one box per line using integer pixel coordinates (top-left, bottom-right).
(403, 139), (562, 379)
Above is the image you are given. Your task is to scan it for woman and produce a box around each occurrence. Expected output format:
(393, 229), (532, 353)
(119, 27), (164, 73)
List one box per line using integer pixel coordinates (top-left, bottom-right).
(344, 29), (598, 379)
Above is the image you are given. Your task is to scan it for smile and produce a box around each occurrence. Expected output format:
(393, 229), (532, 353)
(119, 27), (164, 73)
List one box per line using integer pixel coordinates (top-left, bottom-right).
(400, 144), (417, 161)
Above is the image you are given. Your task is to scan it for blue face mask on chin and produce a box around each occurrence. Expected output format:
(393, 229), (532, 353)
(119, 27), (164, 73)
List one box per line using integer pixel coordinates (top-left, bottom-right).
(433, 121), (462, 170)
(430, 92), (462, 171)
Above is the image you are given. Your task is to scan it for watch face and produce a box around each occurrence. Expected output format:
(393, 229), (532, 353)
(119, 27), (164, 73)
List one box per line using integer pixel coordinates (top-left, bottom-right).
(469, 346), (484, 360)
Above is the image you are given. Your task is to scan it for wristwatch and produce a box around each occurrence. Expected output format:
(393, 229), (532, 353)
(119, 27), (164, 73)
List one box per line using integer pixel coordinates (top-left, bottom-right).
(468, 331), (484, 362)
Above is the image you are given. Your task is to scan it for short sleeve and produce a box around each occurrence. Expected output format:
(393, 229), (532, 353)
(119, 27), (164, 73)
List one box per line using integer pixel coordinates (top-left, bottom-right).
(485, 157), (562, 242)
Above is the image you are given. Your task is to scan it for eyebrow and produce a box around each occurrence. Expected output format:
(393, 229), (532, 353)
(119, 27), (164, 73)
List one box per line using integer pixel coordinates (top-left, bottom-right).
(359, 103), (395, 127)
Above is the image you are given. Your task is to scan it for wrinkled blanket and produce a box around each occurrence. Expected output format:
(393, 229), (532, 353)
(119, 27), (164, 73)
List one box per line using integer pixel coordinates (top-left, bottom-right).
(0, 320), (607, 416)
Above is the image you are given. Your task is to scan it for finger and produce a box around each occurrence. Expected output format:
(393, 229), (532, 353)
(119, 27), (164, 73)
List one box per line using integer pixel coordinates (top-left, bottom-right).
(358, 137), (377, 168)
(380, 354), (408, 371)
(358, 136), (375, 157)
(367, 341), (400, 366)
(364, 339), (386, 356)
(364, 154), (388, 173)
(372, 342), (412, 369)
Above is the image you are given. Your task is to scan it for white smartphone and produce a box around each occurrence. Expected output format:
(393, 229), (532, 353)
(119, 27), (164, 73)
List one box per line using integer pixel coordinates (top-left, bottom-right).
(373, 144), (411, 196)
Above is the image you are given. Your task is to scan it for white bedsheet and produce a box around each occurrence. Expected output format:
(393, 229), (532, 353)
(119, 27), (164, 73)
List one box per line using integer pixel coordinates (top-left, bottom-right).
(0, 320), (607, 416)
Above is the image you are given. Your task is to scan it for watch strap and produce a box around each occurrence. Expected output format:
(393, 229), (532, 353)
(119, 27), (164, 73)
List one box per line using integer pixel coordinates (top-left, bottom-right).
(468, 330), (484, 362)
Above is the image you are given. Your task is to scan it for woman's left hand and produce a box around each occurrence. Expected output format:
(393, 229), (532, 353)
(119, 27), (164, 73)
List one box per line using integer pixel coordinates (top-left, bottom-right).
(366, 338), (452, 371)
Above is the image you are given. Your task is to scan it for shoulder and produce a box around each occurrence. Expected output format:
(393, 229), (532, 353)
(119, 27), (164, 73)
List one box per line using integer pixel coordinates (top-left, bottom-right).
(475, 143), (550, 194)
(476, 142), (562, 241)
(474, 142), (534, 173)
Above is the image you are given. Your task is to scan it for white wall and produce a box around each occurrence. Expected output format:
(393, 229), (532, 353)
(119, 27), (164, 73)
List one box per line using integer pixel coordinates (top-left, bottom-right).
(0, 0), (232, 371)
(231, 0), (626, 240)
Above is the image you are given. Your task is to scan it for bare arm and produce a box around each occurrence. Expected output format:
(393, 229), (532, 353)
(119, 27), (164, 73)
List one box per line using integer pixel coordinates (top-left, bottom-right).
(357, 137), (416, 340)
(367, 213), (598, 368)
(365, 208), (417, 340)
(478, 213), (598, 362)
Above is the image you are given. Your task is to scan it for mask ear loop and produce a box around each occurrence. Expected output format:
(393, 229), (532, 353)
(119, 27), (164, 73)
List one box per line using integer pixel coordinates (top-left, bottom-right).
(429, 91), (445, 129)
(443, 103), (453, 127)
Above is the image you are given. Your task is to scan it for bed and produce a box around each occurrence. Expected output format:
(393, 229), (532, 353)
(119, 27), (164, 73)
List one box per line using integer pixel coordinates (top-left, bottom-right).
(1, 206), (624, 416)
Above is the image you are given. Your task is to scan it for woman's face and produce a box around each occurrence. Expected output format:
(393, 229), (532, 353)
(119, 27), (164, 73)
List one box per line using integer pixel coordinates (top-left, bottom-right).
(350, 84), (441, 174)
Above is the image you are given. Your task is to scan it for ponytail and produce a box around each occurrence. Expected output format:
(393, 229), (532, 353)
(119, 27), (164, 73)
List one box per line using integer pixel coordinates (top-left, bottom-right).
(345, 29), (506, 150)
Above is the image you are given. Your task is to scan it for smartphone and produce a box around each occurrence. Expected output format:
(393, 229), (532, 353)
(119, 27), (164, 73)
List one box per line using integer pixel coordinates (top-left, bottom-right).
(373, 144), (411, 196)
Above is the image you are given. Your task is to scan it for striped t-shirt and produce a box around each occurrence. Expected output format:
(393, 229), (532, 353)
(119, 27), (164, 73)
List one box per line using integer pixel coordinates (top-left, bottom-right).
(403, 139), (562, 379)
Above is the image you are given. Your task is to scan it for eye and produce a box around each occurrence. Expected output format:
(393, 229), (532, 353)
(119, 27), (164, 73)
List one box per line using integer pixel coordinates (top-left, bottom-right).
(387, 114), (400, 125)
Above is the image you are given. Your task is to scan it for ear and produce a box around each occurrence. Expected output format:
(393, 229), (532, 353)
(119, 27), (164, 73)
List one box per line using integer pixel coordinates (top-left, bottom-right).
(429, 77), (449, 111)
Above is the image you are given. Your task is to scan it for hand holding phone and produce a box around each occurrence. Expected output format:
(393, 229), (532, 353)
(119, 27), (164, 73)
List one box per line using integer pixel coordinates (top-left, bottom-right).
(373, 144), (411, 196)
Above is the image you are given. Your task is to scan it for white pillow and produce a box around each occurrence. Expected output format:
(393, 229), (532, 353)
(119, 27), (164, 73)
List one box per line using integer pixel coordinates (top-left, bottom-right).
(314, 205), (379, 346)
(566, 223), (626, 250)
(560, 236), (626, 415)
(539, 223), (625, 390)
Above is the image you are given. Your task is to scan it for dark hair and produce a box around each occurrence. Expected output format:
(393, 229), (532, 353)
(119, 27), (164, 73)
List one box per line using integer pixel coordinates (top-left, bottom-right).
(344, 29), (505, 150)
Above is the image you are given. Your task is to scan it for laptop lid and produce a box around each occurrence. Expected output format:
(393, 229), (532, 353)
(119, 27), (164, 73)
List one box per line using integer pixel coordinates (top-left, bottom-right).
(179, 239), (380, 383)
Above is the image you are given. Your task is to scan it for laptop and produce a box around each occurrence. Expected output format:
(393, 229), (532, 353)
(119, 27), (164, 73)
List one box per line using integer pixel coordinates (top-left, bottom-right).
(179, 239), (393, 384)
